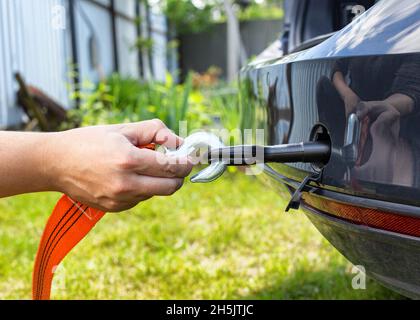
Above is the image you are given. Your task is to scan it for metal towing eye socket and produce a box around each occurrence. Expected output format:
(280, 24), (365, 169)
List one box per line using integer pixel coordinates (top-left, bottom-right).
(162, 131), (332, 184)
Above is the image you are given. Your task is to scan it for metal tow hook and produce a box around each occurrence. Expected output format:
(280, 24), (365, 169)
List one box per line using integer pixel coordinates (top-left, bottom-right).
(162, 132), (331, 184)
(162, 132), (228, 183)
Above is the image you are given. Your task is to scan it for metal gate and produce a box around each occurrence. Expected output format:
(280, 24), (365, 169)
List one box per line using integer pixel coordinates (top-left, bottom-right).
(0, 0), (68, 128)
(0, 0), (171, 129)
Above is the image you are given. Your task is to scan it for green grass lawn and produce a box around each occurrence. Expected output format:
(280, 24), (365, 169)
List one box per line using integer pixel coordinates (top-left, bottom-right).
(0, 173), (403, 299)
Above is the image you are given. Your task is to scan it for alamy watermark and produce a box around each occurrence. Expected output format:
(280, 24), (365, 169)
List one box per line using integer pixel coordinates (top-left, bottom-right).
(51, 5), (66, 30)
(51, 263), (67, 295)
(155, 121), (266, 177)
(351, 265), (366, 290)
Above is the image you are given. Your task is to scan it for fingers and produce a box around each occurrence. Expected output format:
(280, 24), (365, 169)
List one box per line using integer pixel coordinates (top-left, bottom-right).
(357, 101), (398, 120)
(121, 119), (183, 149)
(355, 101), (368, 119)
(100, 175), (185, 212)
(130, 148), (193, 178)
(94, 196), (152, 213)
(132, 175), (185, 197)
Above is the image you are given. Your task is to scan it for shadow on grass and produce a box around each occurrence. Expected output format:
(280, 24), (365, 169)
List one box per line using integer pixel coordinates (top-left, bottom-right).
(241, 266), (406, 300)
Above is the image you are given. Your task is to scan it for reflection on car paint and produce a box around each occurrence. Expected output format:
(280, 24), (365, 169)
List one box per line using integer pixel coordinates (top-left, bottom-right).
(323, 55), (420, 189)
(242, 53), (420, 207)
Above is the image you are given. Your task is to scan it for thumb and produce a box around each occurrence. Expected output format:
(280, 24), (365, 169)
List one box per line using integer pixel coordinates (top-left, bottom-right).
(120, 119), (183, 149)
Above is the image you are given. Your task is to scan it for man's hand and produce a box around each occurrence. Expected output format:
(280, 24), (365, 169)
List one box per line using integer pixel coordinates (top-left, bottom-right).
(0, 120), (193, 212)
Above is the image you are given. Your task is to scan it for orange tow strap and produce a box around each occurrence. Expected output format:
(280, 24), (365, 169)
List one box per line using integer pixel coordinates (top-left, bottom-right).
(32, 144), (156, 300)
(32, 196), (105, 300)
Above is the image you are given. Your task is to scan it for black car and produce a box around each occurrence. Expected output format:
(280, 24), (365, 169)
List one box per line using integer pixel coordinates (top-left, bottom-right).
(240, 0), (420, 298)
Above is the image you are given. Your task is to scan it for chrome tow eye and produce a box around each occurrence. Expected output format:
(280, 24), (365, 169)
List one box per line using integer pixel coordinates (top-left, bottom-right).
(162, 132), (228, 183)
(163, 132), (331, 186)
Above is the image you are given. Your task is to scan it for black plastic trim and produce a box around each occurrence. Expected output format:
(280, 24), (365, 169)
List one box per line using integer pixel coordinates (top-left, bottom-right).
(263, 164), (420, 219)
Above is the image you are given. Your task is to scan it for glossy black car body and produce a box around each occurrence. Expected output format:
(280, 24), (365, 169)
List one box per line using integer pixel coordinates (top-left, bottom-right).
(241, 0), (420, 298)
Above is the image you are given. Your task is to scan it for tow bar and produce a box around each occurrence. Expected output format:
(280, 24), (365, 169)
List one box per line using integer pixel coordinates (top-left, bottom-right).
(32, 132), (331, 299)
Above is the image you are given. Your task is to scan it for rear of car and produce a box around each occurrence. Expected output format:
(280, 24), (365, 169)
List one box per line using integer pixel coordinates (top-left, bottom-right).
(240, 0), (420, 298)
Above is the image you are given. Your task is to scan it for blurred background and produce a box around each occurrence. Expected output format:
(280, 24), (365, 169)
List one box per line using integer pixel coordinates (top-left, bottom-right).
(0, 0), (285, 131)
(0, 0), (401, 299)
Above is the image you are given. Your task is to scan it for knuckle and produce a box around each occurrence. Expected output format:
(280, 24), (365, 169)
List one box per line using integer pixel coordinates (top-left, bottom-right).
(117, 151), (137, 170)
(110, 178), (130, 197)
(151, 118), (165, 130)
(164, 163), (178, 178)
(106, 200), (122, 212)
(182, 162), (194, 177)
(167, 179), (183, 195)
(388, 109), (400, 118)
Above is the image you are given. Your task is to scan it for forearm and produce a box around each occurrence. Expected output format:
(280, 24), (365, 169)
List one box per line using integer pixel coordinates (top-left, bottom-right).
(332, 71), (360, 116)
(332, 71), (358, 100)
(0, 121), (192, 212)
(0, 131), (58, 197)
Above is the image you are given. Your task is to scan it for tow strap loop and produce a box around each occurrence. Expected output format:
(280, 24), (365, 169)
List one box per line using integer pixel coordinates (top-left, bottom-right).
(32, 144), (155, 300)
(32, 195), (105, 300)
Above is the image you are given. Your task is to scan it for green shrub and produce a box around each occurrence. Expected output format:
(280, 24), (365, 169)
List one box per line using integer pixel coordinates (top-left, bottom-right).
(238, 3), (284, 21)
(66, 70), (247, 137)
(69, 73), (214, 134)
(157, 0), (284, 35)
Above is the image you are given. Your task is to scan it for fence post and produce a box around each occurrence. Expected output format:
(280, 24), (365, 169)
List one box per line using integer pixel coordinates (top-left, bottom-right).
(68, 0), (80, 107)
(110, 0), (119, 73)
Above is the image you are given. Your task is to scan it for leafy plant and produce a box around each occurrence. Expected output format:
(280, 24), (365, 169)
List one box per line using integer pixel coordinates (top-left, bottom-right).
(154, 0), (284, 35)
(160, 0), (216, 35)
(204, 86), (241, 132)
(65, 66), (247, 137)
(238, 3), (284, 21)
(68, 73), (214, 134)
(133, 37), (154, 51)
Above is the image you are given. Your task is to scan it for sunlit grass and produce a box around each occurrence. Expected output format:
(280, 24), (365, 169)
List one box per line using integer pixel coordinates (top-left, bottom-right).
(0, 173), (402, 299)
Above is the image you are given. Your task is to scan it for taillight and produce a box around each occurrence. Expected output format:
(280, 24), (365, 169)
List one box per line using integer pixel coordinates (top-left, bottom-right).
(302, 194), (420, 238)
